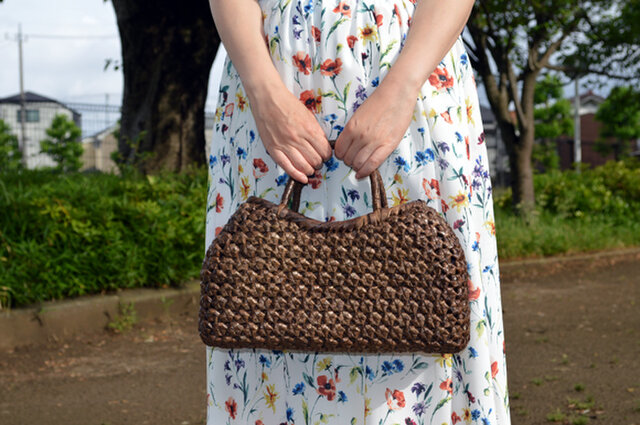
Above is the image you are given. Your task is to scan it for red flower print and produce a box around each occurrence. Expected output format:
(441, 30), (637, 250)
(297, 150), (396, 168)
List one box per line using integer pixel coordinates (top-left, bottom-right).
(422, 178), (437, 200)
(440, 378), (453, 394)
(465, 135), (470, 160)
(224, 103), (234, 119)
(293, 51), (312, 75)
(225, 397), (237, 419)
(453, 218), (465, 230)
(299, 89), (322, 114)
(429, 178), (440, 196)
(333, 2), (352, 17)
(312, 25), (321, 42)
(255, 421), (264, 425)
(465, 391), (476, 402)
(320, 58), (343, 77)
(385, 388), (405, 410)
(452, 411), (462, 424)
(491, 361), (499, 379)
(428, 66), (454, 91)
(441, 199), (449, 213)
(328, 216), (336, 222)
(253, 158), (269, 179)
(307, 170), (323, 189)
(215, 192), (224, 213)
(317, 375), (336, 400)
(441, 109), (453, 124)
(334, 368), (341, 383)
(214, 226), (223, 237)
(468, 279), (480, 301)
(405, 419), (417, 425)
(393, 4), (401, 26)
(253, 158), (269, 173)
(373, 8), (383, 27)
(347, 35), (358, 49)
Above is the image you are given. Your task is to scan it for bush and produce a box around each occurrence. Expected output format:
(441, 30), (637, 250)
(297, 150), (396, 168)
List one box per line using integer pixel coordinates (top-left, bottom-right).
(495, 157), (640, 221)
(493, 157), (640, 258)
(0, 119), (22, 172)
(39, 114), (83, 173)
(0, 164), (207, 309)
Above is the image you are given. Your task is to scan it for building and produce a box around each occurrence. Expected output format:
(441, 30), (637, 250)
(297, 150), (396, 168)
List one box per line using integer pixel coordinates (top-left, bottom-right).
(80, 123), (120, 174)
(557, 90), (640, 169)
(0, 91), (82, 169)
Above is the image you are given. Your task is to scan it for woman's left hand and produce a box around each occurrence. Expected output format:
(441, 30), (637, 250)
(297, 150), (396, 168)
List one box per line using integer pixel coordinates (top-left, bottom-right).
(334, 77), (418, 180)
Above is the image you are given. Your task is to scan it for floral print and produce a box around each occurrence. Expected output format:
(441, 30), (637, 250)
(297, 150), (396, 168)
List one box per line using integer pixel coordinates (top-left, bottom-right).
(205, 0), (511, 424)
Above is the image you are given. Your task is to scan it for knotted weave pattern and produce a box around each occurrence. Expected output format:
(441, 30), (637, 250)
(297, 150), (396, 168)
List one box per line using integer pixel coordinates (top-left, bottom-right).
(199, 194), (471, 354)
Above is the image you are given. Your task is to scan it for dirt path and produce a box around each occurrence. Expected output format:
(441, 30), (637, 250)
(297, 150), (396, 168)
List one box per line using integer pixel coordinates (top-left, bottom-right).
(1, 251), (639, 425)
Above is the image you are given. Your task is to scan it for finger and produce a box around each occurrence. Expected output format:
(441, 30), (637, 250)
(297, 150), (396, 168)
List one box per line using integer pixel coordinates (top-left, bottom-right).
(296, 137), (324, 170)
(355, 145), (389, 179)
(271, 148), (309, 184)
(342, 135), (364, 168)
(334, 130), (350, 160)
(351, 143), (377, 171)
(306, 127), (332, 162)
(286, 146), (316, 177)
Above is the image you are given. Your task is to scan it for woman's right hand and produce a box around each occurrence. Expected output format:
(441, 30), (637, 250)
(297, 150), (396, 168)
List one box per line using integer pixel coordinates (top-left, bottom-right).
(247, 79), (332, 184)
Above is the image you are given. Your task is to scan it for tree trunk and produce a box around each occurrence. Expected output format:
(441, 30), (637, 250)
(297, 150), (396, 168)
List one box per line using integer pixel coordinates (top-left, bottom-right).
(111, 0), (220, 174)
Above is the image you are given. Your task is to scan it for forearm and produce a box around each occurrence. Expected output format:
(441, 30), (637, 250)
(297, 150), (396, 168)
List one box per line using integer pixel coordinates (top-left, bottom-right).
(208, 0), (283, 103)
(382, 0), (476, 98)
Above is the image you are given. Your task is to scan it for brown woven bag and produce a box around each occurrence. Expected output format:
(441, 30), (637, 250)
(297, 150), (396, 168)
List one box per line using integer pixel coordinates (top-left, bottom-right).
(199, 140), (471, 354)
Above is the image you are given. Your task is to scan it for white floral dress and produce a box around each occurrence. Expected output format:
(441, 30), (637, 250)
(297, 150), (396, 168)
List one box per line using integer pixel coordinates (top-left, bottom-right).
(204, 1), (512, 424)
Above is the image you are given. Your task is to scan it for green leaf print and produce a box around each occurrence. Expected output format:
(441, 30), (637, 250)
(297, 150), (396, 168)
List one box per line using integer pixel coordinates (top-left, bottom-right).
(304, 372), (316, 389)
(476, 319), (486, 337)
(325, 17), (348, 48)
(349, 366), (362, 384)
(430, 395), (452, 421)
(303, 398), (310, 425)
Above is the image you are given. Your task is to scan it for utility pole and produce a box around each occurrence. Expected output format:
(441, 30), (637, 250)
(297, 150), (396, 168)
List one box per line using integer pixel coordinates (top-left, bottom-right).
(15, 24), (29, 169)
(573, 77), (582, 173)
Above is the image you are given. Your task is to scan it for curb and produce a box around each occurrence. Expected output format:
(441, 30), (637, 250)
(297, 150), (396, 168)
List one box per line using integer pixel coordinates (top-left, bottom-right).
(1, 246), (639, 351)
(0, 280), (201, 351)
(498, 246), (640, 270)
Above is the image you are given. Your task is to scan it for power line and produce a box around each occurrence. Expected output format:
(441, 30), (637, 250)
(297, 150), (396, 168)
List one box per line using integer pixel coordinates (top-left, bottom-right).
(27, 33), (118, 40)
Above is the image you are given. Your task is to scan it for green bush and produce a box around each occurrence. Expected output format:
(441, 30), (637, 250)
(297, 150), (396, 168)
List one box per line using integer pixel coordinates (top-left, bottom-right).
(495, 157), (640, 221)
(39, 114), (83, 173)
(0, 119), (22, 172)
(493, 157), (640, 258)
(0, 165), (207, 309)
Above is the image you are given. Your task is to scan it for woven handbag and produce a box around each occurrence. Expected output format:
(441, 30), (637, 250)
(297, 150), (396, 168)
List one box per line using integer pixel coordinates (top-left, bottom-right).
(199, 140), (471, 354)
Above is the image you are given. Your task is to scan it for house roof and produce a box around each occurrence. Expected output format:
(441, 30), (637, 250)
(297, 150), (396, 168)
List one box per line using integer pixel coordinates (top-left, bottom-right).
(566, 89), (605, 104)
(0, 90), (81, 116)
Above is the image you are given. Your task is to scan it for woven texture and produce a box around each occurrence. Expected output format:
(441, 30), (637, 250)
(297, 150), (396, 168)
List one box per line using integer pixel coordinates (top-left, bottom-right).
(199, 156), (471, 353)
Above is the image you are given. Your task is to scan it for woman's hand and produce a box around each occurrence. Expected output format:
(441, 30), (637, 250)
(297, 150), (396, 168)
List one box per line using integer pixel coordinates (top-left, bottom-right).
(334, 0), (476, 180)
(248, 80), (333, 184)
(334, 77), (418, 180)
(208, 0), (331, 185)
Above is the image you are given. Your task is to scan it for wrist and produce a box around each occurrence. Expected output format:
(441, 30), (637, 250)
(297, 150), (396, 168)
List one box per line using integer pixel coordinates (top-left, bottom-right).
(377, 66), (423, 104)
(242, 66), (286, 105)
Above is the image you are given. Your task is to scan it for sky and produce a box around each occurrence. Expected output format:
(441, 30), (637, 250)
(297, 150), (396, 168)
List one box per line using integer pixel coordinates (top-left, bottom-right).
(0, 0), (227, 111)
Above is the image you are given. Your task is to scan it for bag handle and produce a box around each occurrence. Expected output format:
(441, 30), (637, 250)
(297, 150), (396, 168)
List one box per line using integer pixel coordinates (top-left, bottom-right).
(279, 139), (389, 213)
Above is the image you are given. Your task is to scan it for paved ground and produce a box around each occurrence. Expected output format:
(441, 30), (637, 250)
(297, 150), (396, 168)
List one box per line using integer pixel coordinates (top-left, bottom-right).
(1, 250), (639, 425)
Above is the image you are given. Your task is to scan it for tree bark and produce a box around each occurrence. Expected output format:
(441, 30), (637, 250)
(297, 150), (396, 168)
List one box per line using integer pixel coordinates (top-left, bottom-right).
(465, 12), (539, 217)
(111, 0), (220, 174)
